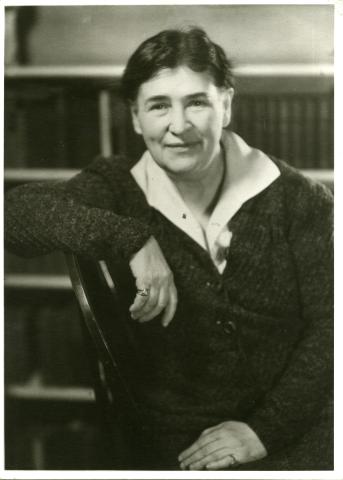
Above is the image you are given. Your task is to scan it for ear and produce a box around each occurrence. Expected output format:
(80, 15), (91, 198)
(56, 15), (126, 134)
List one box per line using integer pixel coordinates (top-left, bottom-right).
(222, 88), (234, 128)
(130, 102), (143, 135)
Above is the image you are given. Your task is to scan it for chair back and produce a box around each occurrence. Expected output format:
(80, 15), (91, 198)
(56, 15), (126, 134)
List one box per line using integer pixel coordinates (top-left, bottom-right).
(66, 254), (143, 468)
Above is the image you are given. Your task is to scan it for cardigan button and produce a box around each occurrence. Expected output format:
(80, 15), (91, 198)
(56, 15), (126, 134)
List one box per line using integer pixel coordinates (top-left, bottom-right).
(224, 320), (236, 335)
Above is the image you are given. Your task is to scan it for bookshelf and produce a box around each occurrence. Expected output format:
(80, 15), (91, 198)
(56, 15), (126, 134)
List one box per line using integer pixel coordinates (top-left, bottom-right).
(5, 64), (334, 170)
(4, 168), (79, 182)
(6, 371), (94, 402)
(4, 64), (334, 469)
(5, 273), (71, 290)
(4, 166), (334, 188)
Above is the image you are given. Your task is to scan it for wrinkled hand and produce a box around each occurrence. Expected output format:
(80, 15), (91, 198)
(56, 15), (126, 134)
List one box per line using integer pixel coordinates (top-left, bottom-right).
(129, 236), (178, 327)
(178, 421), (267, 470)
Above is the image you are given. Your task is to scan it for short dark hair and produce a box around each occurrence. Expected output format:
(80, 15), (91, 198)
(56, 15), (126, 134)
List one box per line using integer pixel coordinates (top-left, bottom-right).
(121, 27), (234, 102)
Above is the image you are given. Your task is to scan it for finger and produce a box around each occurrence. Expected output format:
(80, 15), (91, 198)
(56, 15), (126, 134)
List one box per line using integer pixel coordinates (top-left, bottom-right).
(179, 431), (241, 470)
(178, 429), (224, 462)
(129, 273), (154, 311)
(181, 446), (230, 471)
(181, 441), (232, 470)
(130, 287), (158, 320)
(179, 436), (225, 467)
(129, 290), (149, 313)
(200, 425), (221, 436)
(139, 286), (168, 322)
(205, 450), (244, 470)
(161, 284), (178, 327)
(135, 285), (160, 317)
(129, 278), (151, 311)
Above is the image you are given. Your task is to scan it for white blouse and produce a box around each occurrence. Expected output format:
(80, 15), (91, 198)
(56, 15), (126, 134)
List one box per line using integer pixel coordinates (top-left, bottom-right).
(131, 130), (280, 273)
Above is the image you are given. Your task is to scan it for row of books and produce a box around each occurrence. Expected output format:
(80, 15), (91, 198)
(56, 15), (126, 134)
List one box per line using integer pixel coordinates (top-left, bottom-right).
(5, 84), (100, 168)
(231, 93), (333, 169)
(5, 82), (333, 170)
(5, 299), (93, 386)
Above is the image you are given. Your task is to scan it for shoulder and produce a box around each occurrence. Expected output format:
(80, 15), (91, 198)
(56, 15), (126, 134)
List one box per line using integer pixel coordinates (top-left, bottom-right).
(83, 153), (134, 180)
(64, 153), (143, 210)
(270, 156), (333, 222)
(74, 153), (143, 197)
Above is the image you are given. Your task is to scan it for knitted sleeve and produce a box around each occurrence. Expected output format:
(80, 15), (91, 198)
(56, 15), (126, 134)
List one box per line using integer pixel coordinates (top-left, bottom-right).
(247, 175), (333, 454)
(4, 156), (152, 261)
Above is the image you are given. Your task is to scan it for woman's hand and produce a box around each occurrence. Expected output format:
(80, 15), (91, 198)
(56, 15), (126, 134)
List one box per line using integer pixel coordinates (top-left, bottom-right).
(178, 421), (267, 470)
(129, 236), (178, 327)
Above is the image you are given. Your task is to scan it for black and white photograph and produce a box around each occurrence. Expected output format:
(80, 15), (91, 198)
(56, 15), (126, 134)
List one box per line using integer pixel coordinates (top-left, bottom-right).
(2, 1), (337, 476)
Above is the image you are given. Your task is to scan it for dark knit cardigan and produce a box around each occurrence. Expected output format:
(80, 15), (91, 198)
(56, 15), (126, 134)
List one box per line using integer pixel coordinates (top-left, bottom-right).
(5, 154), (333, 459)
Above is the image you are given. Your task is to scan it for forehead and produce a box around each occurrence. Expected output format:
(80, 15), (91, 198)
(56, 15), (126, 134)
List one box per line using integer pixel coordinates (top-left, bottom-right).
(137, 66), (219, 101)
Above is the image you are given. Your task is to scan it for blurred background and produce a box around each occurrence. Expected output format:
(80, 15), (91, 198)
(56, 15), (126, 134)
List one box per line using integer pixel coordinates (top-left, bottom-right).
(4, 4), (334, 470)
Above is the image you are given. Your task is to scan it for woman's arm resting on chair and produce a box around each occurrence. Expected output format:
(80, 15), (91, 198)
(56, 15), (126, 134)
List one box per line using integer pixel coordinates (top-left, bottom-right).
(5, 155), (178, 325)
(5, 156), (150, 260)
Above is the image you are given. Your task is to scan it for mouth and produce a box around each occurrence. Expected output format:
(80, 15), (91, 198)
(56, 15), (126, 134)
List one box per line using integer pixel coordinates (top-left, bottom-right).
(164, 141), (200, 149)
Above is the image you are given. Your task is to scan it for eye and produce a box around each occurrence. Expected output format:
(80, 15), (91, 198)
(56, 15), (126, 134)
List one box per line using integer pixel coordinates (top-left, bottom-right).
(149, 103), (169, 111)
(188, 99), (208, 108)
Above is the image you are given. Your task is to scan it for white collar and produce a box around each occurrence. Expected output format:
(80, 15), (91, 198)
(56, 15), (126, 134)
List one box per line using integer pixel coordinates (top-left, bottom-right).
(131, 130), (280, 271)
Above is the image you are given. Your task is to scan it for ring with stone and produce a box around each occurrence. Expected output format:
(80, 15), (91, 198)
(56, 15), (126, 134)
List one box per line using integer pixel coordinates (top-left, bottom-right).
(136, 287), (150, 297)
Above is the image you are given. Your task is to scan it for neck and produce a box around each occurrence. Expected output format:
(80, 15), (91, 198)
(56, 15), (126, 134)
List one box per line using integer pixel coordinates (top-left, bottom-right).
(170, 149), (226, 216)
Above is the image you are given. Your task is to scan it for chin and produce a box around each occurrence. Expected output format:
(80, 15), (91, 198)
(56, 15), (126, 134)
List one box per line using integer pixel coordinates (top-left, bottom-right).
(167, 157), (198, 170)
(164, 164), (199, 178)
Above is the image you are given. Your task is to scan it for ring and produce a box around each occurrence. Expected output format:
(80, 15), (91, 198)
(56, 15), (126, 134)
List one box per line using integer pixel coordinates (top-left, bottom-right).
(228, 453), (239, 467)
(136, 287), (150, 297)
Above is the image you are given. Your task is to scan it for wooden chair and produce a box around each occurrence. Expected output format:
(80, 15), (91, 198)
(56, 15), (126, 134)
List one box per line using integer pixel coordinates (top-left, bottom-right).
(66, 253), (333, 471)
(66, 254), (146, 469)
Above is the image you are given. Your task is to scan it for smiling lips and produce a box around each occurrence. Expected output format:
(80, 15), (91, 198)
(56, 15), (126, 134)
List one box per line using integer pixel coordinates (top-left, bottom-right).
(165, 141), (200, 148)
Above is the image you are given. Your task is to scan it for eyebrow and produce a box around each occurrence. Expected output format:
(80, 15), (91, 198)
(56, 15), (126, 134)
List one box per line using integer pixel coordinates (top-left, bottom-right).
(144, 95), (169, 105)
(144, 92), (210, 106)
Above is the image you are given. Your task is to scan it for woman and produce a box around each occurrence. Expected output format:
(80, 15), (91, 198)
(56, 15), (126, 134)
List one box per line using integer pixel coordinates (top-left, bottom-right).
(5, 28), (333, 470)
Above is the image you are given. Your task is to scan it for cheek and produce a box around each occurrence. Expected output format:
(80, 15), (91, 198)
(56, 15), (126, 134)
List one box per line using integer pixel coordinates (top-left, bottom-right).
(194, 109), (223, 133)
(201, 121), (223, 145)
(209, 111), (226, 137)
(140, 118), (166, 141)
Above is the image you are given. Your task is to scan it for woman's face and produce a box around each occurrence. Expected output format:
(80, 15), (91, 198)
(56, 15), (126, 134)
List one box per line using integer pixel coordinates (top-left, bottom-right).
(131, 65), (234, 179)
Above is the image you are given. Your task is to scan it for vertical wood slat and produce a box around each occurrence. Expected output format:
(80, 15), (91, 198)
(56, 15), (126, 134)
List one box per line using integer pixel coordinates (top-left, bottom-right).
(290, 97), (302, 164)
(32, 435), (45, 470)
(318, 95), (331, 170)
(55, 90), (68, 166)
(98, 89), (113, 157)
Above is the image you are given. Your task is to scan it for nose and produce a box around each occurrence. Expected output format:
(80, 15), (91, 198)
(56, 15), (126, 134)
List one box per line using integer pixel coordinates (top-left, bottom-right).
(168, 106), (190, 135)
